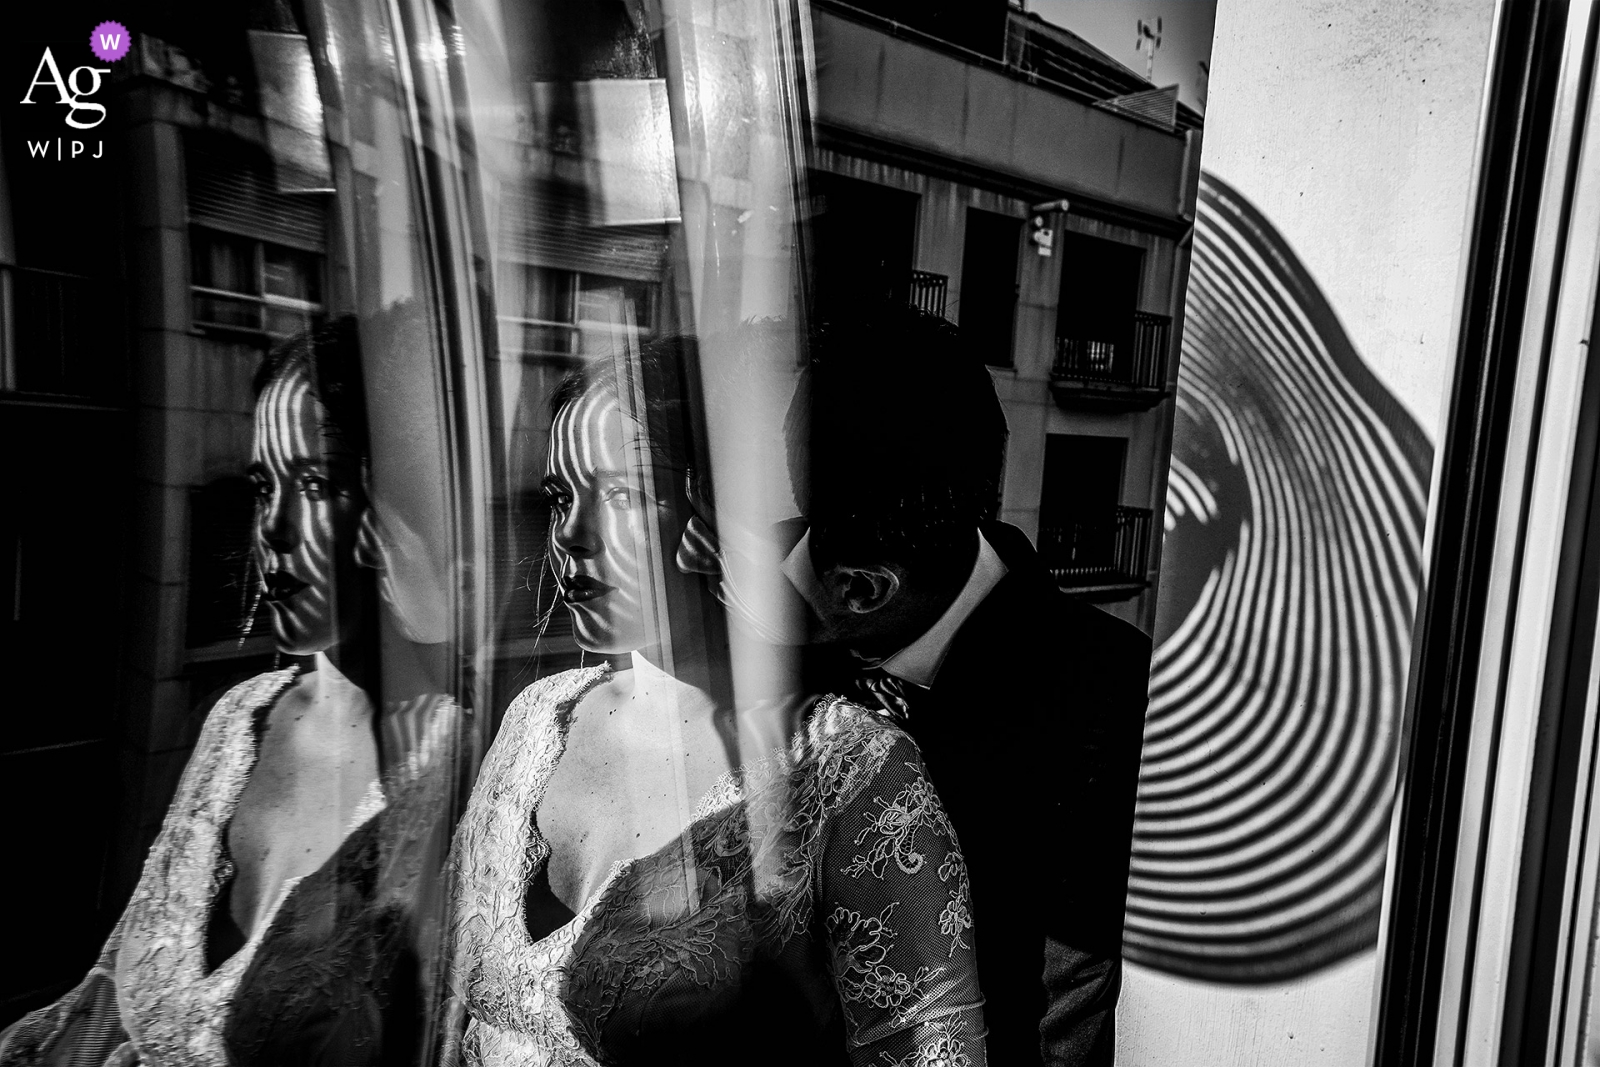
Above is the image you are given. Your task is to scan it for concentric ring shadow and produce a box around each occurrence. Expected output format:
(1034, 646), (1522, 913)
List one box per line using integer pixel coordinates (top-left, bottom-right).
(1123, 172), (1434, 982)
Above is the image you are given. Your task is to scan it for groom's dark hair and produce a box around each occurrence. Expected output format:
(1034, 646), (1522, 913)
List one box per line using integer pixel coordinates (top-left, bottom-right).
(785, 302), (1008, 574)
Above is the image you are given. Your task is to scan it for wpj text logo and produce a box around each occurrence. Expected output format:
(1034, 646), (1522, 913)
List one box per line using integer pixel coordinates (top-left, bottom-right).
(18, 21), (130, 161)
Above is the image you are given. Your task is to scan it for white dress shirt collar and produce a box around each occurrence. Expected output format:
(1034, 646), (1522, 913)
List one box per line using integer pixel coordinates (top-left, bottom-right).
(780, 528), (1008, 688)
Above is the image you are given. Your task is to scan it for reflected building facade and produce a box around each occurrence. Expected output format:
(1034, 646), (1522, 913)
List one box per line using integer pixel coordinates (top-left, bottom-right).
(0, 0), (1197, 1048)
(808, 0), (1201, 631)
(2, 0), (816, 1029)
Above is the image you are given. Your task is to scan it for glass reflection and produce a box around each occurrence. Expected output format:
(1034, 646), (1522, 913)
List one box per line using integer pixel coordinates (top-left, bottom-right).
(3, 0), (822, 1058)
(248, 328), (372, 657)
(445, 343), (985, 1066)
(0, 322), (458, 1067)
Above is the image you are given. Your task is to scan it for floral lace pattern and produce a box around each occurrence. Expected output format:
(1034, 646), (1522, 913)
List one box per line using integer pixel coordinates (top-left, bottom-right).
(447, 667), (987, 1066)
(448, 668), (606, 1067)
(1, 672), (462, 1067)
(845, 770), (973, 957)
(828, 904), (943, 1021)
(876, 1018), (975, 1067)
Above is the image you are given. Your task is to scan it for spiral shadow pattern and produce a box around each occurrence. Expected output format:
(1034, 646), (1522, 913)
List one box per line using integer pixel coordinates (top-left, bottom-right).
(1122, 173), (1434, 982)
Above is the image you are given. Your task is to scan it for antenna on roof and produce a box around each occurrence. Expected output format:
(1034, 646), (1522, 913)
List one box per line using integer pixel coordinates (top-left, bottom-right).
(1136, 17), (1162, 81)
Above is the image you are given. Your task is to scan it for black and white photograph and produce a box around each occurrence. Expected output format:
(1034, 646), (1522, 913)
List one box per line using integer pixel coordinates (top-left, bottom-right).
(2, 0), (1600, 1065)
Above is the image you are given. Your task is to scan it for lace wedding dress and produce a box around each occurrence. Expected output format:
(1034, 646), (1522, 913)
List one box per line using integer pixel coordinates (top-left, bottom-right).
(0, 670), (461, 1067)
(447, 665), (986, 1067)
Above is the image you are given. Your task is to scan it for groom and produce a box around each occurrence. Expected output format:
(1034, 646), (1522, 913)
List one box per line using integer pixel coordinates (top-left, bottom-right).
(782, 305), (1153, 1066)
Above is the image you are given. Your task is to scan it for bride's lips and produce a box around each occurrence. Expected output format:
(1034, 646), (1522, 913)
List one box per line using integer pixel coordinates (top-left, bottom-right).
(561, 575), (613, 604)
(262, 572), (310, 603)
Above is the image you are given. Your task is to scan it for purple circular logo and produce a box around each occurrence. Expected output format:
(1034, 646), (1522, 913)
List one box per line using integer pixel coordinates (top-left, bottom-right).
(89, 21), (130, 63)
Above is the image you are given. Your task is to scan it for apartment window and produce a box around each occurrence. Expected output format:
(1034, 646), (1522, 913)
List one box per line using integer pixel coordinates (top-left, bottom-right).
(184, 134), (329, 341)
(1037, 433), (1151, 595)
(1055, 233), (1144, 376)
(190, 228), (324, 339)
(496, 264), (659, 361)
(808, 171), (920, 321)
(960, 208), (1021, 366)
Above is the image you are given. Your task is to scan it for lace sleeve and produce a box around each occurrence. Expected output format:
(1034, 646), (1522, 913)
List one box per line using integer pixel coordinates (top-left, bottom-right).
(817, 732), (987, 1067)
(0, 920), (135, 1066)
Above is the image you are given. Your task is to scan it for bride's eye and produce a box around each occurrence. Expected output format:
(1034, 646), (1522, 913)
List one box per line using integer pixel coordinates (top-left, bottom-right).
(604, 485), (634, 508)
(537, 477), (573, 512)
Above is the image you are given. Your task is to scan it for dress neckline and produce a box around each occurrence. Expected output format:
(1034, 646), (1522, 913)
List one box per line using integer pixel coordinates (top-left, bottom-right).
(514, 665), (615, 950)
(506, 664), (753, 952)
(117, 672), (458, 1067)
(204, 667), (388, 976)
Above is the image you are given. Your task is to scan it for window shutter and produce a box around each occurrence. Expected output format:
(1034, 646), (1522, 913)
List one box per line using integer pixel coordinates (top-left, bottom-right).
(185, 138), (328, 253)
(499, 187), (668, 282)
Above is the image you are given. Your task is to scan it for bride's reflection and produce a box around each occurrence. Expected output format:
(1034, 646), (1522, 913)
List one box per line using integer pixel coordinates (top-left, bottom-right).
(445, 343), (985, 1067)
(0, 317), (459, 1067)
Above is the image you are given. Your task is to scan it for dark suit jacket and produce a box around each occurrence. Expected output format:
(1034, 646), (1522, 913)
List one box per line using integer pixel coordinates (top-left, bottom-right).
(804, 521), (1152, 1066)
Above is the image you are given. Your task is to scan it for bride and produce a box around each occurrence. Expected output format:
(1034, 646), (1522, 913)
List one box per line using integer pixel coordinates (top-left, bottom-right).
(0, 318), (459, 1067)
(446, 346), (987, 1067)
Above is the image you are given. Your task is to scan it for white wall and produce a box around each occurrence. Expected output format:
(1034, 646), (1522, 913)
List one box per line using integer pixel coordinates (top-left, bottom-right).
(1115, 0), (1496, 1062)
(1193, 0), (1497, 443)
(1121, 956), (1379, 1065)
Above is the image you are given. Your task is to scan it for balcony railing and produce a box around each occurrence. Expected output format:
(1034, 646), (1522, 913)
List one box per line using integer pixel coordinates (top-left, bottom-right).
(1038, 505), (1153, 595)
(0, 264), (124, 401)
(909, 270), (948, 319)
(1049, 311), (1171, 411)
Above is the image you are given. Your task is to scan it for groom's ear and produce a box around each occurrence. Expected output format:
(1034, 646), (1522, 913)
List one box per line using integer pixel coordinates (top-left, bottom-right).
(820, 562), (901, 616)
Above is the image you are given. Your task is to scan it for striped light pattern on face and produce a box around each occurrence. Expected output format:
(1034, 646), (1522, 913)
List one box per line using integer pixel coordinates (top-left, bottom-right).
(250, 366), (366, 656)
(545, 384), (655, 654)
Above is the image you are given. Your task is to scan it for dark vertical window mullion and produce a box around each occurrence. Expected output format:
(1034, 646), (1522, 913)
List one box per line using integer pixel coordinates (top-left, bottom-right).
(1514, 255), (1600, 1066)
(1373, 0), (1575, 1063)
(1505, 8), (1600, 1049)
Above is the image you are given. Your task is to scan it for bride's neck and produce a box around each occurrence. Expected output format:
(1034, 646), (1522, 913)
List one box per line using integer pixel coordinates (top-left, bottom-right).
(294, 652), (374, 721)
(624, 649), (720, 711)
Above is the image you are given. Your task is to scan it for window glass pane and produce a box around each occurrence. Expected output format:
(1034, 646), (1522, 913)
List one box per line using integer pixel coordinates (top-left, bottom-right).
(262, 244), (322, 303)
(14, 0), (1526, 1061)
(497, 262), (578, 360)
(959, 208), (1020, 368)
(4, 1), (489, 1059)
(191, 229), (259, 295)
(192, 291), (262, 331)
(261, 303), (317, 338)
(7, 0), (813, 1060)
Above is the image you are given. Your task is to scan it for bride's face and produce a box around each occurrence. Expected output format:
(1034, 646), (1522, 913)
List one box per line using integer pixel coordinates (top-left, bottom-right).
(249, 365), (368, 655)
(544, 386), (662, 654)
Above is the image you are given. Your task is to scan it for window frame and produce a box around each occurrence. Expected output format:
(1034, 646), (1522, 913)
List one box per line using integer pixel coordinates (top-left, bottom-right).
(189, 225), (326, 342)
